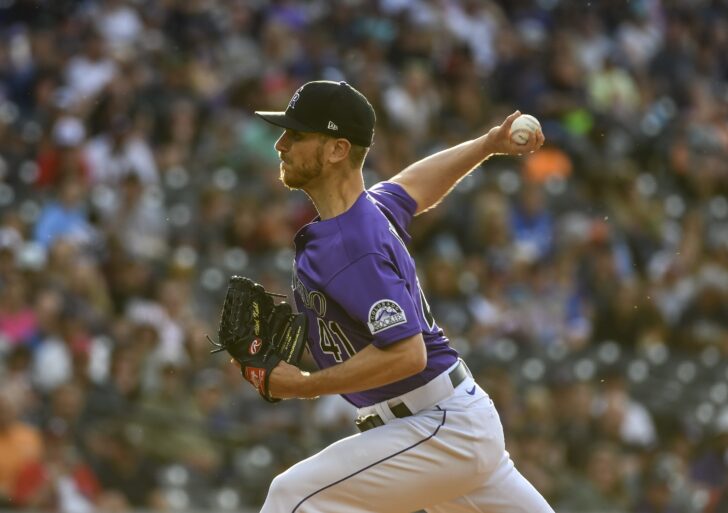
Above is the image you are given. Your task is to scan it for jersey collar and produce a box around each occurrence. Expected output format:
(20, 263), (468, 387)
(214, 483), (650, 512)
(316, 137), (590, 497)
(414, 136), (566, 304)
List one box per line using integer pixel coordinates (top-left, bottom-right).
(294, 190), (370, 245)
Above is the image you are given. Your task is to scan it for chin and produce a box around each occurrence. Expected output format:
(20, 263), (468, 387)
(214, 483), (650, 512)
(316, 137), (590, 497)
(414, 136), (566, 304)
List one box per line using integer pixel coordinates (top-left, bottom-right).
(280, 168), (303, 190)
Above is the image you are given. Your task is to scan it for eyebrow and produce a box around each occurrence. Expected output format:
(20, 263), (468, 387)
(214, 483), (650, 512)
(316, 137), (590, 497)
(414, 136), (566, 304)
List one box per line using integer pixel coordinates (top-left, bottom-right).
(286, 129), (306, 139)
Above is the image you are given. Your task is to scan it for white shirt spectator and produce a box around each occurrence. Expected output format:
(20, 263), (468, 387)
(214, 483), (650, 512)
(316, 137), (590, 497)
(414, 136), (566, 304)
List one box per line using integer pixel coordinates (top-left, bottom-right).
(620, 399), (658, 447)
(594, 389), (658, 447)
(32, 336), (72, 392)
(573, 17), (613, 73)
(383, 65), (440, 143)
(617, 3), (665, 71)
(125, 300), (186, 368)
(65, 55), (117, 107)
(443, 0), (501, 74)
(85, 133), (159, 186)
(98, 176), (169, 260)
(94, 1), (144, 53)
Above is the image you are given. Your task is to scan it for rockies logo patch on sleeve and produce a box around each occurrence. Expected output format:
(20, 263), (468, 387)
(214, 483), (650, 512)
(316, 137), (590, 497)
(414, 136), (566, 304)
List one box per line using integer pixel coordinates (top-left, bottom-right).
(367, 300), (407, 334)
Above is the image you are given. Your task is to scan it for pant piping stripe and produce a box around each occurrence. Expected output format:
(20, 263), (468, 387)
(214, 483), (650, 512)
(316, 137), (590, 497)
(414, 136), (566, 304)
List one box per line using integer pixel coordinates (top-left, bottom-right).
(290, 410), (447, 513)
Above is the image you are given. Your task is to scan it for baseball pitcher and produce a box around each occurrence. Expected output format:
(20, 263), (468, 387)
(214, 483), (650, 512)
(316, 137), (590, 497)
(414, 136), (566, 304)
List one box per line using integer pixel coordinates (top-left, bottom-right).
(213, 80), (555, 513)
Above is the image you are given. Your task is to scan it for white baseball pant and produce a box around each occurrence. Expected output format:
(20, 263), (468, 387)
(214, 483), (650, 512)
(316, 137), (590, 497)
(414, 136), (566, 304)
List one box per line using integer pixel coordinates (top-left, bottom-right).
(260, 364), (555, 513)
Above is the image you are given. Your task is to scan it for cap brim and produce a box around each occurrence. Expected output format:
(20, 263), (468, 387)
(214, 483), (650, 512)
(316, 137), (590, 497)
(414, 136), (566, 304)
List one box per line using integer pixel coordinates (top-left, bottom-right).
(254, 111), (315, 132)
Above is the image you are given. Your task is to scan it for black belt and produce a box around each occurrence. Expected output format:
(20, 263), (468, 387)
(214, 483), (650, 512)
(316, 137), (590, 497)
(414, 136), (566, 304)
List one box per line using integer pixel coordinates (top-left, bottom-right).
(355, 361), (469, 433)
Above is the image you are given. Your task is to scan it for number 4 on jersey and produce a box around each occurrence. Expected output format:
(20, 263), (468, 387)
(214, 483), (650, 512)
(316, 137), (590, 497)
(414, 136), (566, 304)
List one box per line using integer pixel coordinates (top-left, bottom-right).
(317, 318), (356, 362)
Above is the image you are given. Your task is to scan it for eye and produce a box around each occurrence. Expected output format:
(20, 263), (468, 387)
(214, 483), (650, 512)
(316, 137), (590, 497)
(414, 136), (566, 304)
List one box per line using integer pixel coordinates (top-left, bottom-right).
(288, 129), (303, 141)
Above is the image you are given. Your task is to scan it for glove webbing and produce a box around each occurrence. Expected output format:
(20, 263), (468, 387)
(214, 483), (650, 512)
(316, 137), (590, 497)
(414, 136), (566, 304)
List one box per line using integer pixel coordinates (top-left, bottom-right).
(207, 287), (286, 359)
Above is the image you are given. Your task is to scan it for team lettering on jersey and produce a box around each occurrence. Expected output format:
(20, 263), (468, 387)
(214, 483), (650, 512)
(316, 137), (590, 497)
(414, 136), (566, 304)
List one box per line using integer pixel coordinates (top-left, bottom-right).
(293, 271), (327, 317)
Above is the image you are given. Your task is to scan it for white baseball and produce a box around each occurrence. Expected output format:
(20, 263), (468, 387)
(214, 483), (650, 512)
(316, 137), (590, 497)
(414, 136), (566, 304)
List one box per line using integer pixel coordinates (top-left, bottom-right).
(509, 114), (541, 145)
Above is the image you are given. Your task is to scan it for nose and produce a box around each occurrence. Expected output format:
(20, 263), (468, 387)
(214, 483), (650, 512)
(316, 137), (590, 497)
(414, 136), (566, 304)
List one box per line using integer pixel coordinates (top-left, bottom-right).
(275, 131), (290, 153)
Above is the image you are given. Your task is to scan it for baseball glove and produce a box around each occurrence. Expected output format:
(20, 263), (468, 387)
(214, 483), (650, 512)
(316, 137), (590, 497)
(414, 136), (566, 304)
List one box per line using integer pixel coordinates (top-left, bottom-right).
(209, 276), (308, 402)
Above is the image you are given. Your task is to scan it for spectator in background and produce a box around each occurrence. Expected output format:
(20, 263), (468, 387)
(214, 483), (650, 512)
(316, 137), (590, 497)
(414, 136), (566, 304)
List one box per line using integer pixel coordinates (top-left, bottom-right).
(586, 54), (642, 119)
(93, 0), (144, 57)
(423, 251), (473, 337)
(193, 368), (237, 440)
(30, 288), (73, 393)
(616, 3), (664, 71)
(42, 382), (90, 455)
(136, 364), (222, 487)
(557, 441), (631, 513)
(124, 293), (187, 387)
(12, 420), (100, 513)
(442, 0), (504, 75)
(593, 370), (657, 449)
(84, 116), (158, 186)
(552, 377), (598, 471)
(0, 270), (37, 346)
(99, 171), (169, 261)
(0, 346), (37, 421)
(35, 116), (90, 189)
(593, 280), (665, 349)
(634, 453), (702, 513)
(0, 225), (23, 280)
(0, 390), (43, 507)
(691, 408), (728, 511)
(90, 422), (164, 511)
(382, 61), (440, 146)
(33, 178), (97, 251)
(674, 264), (728, 351)
(510, 183), (554, 263)
(572, 13), (612, 75)
(513, 386), (564, 500)
(82, 342), (144, 427)
(64, 28), (118, 111)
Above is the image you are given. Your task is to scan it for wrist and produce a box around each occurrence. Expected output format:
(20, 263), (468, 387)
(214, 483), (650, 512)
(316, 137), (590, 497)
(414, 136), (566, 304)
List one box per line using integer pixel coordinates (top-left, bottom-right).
(287, 369), (311, 398)
(477, 132), (498, 158)
(273, 364), (313, 400)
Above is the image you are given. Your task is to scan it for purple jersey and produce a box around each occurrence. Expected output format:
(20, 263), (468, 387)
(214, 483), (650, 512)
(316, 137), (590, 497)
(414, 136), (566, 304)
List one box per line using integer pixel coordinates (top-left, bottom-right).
(292, 181), (458, 407)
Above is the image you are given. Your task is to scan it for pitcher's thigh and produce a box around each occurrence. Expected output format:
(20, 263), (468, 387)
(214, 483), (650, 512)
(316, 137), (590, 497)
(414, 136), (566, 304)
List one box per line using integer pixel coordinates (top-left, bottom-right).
(261, 411), (489, 513)
(426, 453), (555, 513)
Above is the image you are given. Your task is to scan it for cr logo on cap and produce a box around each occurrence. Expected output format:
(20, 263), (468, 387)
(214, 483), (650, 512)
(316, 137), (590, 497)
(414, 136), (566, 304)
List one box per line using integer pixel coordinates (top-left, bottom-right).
(288, 87), (303, 110)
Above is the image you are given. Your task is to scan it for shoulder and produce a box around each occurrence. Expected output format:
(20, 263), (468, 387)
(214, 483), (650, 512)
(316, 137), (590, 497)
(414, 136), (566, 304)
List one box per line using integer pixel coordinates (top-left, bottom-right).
(334, 182), (417, 263)
(298, 184), (413, 286)
(335, 194), (393, 263)
(368, 181), (417, 216)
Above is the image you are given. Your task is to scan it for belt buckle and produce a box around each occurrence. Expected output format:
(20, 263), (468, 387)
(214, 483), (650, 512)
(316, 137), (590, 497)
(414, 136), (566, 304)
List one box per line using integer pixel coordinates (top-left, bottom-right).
(355, 414), (384, 432)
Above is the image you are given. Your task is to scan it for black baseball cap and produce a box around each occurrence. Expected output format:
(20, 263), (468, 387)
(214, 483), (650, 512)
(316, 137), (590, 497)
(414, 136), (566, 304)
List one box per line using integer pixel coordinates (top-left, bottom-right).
(255, 80), (376, 147)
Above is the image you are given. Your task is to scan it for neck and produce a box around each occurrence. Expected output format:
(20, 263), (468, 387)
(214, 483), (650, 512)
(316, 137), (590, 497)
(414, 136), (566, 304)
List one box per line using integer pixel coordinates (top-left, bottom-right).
(305, 166), (365, 220)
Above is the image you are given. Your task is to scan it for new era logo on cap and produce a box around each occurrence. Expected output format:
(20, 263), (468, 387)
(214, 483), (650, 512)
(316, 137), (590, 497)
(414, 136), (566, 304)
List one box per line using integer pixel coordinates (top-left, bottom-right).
(254, 80), (376, 147)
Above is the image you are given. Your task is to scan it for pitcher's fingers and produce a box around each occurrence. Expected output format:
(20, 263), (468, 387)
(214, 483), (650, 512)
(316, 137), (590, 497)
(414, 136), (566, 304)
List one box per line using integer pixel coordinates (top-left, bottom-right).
(502, 110), (522, 131)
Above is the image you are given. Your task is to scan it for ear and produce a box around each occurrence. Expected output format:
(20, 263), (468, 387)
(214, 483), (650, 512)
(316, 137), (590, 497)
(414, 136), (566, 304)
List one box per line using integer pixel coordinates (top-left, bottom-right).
(326, 138), (352, 165)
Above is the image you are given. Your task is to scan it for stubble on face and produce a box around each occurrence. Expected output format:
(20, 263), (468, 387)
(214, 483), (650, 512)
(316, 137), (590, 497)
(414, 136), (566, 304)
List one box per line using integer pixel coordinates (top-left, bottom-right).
(280, 143), (325, 190)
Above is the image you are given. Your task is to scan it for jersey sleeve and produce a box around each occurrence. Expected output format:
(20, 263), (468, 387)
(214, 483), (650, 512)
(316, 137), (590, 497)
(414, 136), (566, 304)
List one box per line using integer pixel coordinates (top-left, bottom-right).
(368, 181), (417, 235)
(326, 253), (422, 348)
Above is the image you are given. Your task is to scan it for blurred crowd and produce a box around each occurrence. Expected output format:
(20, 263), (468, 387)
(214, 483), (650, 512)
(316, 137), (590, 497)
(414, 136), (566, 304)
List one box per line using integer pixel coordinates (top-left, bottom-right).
(0, 0), (727, 512)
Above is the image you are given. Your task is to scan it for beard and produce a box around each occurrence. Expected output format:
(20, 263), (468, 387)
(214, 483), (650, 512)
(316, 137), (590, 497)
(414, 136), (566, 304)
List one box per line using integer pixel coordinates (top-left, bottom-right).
(279, 145), (324, 190)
